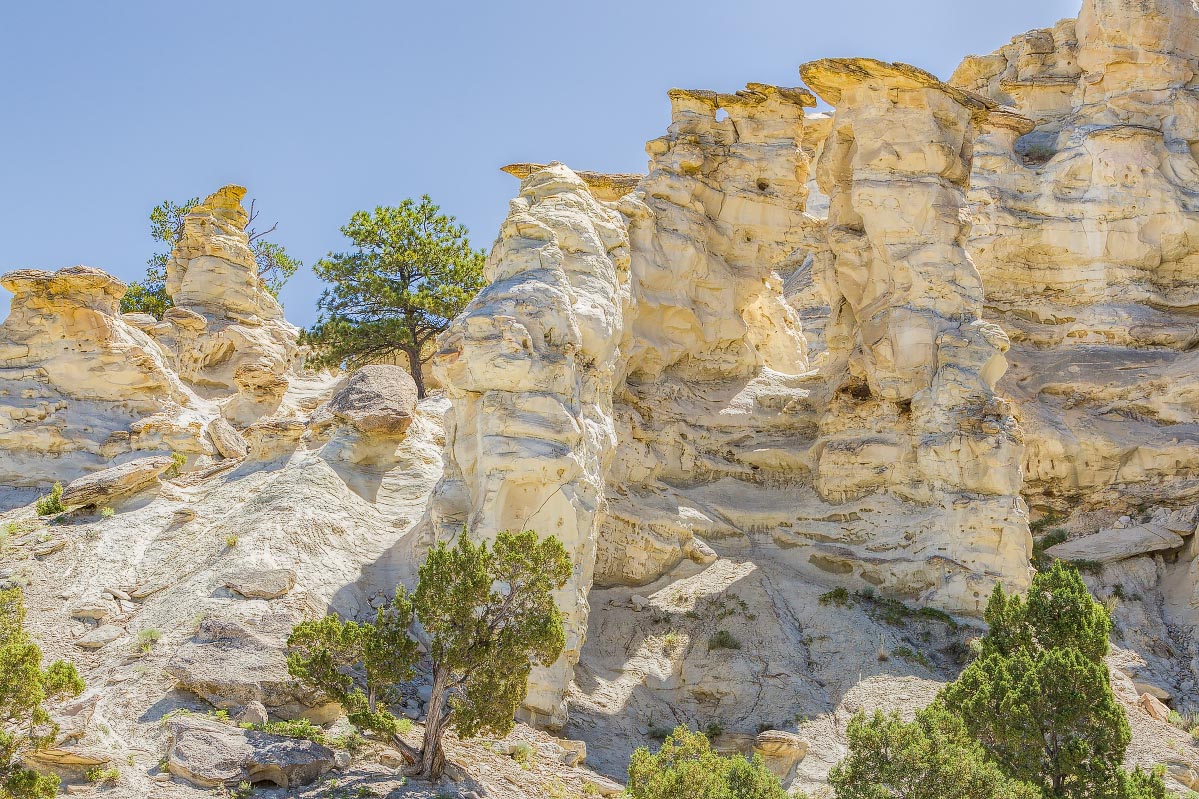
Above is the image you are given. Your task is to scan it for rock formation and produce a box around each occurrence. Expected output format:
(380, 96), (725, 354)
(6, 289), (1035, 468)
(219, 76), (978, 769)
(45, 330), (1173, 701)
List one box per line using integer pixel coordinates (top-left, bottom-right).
(799, 58), (1030, 610)
(0, 266), (206, 487)
(432, 163), (631, 728)
(156, 185), (300, 394)
(12, 1), (1199, 795)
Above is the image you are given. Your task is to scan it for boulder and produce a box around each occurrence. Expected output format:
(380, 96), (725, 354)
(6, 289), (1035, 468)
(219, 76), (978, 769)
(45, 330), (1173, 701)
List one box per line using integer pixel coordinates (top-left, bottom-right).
(165, 615), (338, 721)
(75, 625), (123, 649)
(753, 730), (809, 779)
(224, 568), (296, 600)
(207, 418), (249, 460)
(1045, 524), (1185, 564)
(1139, 692), (1172, 723)
(59, 455), (176, 509)
(327, 365), (418, 436)
(165, 714), (333, 789)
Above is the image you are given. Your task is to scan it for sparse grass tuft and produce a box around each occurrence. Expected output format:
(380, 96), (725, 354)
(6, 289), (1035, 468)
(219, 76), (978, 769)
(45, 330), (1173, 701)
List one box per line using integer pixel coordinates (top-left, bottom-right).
(819, 586), (851, 607)
(225, 535), (239, 549)
(136, 628), (162, 653)
(100, 506), (115, 518)
(708, 630), (741, 651)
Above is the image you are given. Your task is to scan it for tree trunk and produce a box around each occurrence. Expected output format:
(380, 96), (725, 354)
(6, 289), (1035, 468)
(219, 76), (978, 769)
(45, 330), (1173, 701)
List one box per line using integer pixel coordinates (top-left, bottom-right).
(405, 346), (426, 399)
(406, 667), (450, 781)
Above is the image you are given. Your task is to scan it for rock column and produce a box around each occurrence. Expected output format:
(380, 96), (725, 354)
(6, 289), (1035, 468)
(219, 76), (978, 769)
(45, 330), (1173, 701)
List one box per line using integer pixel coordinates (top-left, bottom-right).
(431, 164), (630, 728)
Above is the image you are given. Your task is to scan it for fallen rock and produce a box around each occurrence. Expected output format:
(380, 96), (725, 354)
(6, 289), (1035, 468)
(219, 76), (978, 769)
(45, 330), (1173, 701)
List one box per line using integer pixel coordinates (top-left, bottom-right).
(1139, 692), (1172, 723)
(207, 418), (249, 460)
(235, 701), (269, 726)
(165, 615), (337, 721)
(753, 730), (809, 779)
(59, 455), (176, 509)
(224, 568), (296, 600)
(326, 365), (418, 436)
(75, 625), (123, 649)
(1045, 524), (1185, 564)
(69, 599), (114, 622)
(165, 713), (334, 789)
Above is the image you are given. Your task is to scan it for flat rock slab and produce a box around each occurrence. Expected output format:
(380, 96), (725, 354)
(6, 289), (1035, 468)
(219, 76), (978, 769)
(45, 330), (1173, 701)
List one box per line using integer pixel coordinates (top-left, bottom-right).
(166, 714), (333, 789)
(60, 455), (175, 508)
(75, 625), (123, 648)
(165, 616), (336, 721)
(1045, 523), (1185, 564)
(224, 568), (296, 600)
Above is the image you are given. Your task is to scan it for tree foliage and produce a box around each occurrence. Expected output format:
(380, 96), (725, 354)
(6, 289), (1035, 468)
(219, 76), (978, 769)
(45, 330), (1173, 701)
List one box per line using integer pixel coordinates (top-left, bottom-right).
(0, 588), (85, 799)
(940, 561), (1160, 799)
(626, 725), (788, 799)
(829, 706), (1040, 799)
(121, 196), (300, 318)
(287, 530), (570, 781)
(302, 196), (486, 397)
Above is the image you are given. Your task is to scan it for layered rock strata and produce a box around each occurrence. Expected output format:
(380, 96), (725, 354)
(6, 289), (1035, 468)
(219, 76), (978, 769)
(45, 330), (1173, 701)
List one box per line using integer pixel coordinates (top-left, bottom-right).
(431, 163), (631, 728)
(952, 0), (1199, 509)
(156, 185), (300, 394)
(798, 58), (1030, 610)
(0, 266), (206, 485)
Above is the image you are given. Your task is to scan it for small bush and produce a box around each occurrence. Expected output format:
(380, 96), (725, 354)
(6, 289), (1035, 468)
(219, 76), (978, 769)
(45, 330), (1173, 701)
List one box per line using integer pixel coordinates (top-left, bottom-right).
(136, 628), (162, 653)
(627, 725), (786, 799)
(1071, 559), (1104, 575)
(819, 586), (851, 606)
(84, 766), (120, 785)
(36, 482), (65, 516)
(708, 630), (741, 651)
(225, 535), (239, 548)
(511, 741), (535, 769)
(100, 506), (115, 518)
(166, 451), (187, 478)
(232, 781), (253, 799)
(703, 721), (724, 739)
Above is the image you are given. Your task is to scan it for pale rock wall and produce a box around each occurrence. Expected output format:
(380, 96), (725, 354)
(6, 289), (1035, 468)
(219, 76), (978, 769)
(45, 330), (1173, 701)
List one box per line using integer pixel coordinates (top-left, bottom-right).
(599, 84), (817, 588)
(0, 266), (209, 486)
(797, 58), (1030, 611)
(952, 0), (1199, 510)
(157, 185), (300, 394)
(430, 164), (631, 728)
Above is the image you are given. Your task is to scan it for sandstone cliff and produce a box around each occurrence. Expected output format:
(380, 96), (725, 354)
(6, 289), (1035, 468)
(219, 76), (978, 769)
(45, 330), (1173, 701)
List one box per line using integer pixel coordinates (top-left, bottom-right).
(8, 0), (1199, 795)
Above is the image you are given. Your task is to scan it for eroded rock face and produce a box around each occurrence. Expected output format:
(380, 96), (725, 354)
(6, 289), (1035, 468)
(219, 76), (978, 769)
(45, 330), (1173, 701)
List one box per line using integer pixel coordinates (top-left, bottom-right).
(158, 186), (300, 394)
(798, 58), (1030, 611)
(952, 0), (1199, 509)
(0, 266), (206, 486)
(165, 714), (334, 789)
(432, 163), (631, 728)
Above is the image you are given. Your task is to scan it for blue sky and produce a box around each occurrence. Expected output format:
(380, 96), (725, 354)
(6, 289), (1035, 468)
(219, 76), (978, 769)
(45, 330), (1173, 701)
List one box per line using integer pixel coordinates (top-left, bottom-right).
(0, 0), (1079, 328)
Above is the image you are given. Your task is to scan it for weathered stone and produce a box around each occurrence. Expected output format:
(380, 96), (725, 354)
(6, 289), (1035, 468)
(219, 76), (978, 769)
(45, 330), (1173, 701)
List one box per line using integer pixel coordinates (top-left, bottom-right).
(207, 418), (248, 460)
(224, 568), (296, 600)
(1045, 524), (1185, 564)
(753, 730), (809, 779)
(165, 616), (338, 721)
(165, 714), (334, 789)
(75, 625), (123, 649)
(326, 365), (418, 436)
(59, 455), (175, 509)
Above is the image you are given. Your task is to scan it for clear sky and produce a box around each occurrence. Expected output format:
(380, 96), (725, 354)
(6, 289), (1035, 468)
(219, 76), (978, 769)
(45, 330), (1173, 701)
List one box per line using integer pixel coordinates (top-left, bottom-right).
(0, 0), (1079, 328)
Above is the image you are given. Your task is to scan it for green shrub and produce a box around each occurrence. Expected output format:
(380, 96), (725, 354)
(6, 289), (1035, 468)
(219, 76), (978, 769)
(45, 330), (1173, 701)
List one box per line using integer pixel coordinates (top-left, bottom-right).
(830, 706), (1039, 799)
(708, 630), (741, 651)
(166, 452), (187, 478)
(819, 586), (851, 606)
(100, 507), (115, 518)
(627, 725), (786, 799)
(0, 587), (85, 798)
(35, 483), (65, 517)
(136, 628), (162, 653)
(83, 766), (119, 785)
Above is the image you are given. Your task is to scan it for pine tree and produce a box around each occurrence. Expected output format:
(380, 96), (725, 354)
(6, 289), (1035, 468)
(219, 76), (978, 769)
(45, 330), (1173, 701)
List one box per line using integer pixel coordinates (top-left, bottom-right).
(287, 530), (570, 781)
(940, 561), (1159, 799)
(829, 705), (1040, 799)
(0, 588), (85, 799)
(302, 196), (486, 397)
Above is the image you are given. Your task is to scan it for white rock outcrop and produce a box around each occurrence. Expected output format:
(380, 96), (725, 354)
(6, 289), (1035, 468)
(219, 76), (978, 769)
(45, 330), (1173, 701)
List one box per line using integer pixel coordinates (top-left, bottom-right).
(432, 163), (631, 728)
